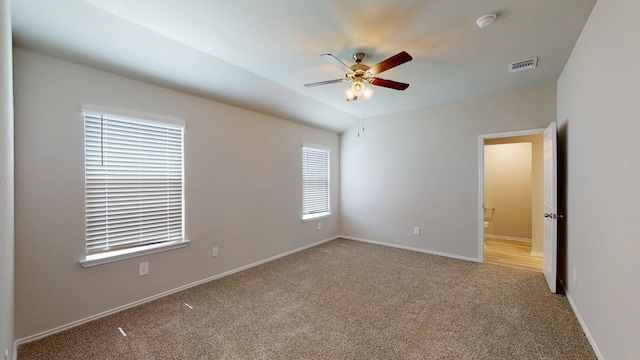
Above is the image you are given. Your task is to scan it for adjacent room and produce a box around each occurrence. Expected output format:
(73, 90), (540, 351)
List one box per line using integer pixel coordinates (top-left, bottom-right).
(1, 0), (639, 359)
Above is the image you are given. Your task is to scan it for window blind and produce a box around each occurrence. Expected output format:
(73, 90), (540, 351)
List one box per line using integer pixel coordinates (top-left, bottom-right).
(84, 113), (184, 255)
(302, 146), (330, 218)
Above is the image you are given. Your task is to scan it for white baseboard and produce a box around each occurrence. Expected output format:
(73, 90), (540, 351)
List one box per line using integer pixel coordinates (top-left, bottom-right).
(340, 235), (480, 263)
(566, 293), (604, 360)
(14, 235), (339, 347)
(530, 250), (543, 257)
(484, 234), (532, 242)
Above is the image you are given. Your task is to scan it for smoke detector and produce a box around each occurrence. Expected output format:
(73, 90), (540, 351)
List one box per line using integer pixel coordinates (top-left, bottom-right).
(476, 14), (497, 29)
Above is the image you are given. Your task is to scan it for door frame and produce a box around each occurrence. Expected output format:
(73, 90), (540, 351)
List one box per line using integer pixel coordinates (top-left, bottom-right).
(478, 128), (546, 262)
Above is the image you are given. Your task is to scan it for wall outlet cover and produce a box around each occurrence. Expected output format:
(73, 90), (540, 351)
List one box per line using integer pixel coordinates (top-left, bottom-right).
(139, 262), (149, 276)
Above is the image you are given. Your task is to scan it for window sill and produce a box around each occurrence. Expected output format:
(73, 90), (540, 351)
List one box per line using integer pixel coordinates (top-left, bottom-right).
(302, 212), (332, 222)
(79, 239), (190, 268)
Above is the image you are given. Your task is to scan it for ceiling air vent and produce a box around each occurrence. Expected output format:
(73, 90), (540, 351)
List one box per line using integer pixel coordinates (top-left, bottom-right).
(509, 57), (538, 73)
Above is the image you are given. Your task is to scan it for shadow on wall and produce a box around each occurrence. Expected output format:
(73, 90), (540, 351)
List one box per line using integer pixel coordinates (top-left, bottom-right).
(557, 120), (569, 292)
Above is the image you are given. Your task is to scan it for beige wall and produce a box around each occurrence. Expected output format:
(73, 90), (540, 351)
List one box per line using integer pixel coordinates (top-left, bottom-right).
(340, 83), (556, 260)
(13, 48), (340, 340)
(0, 0), (14, 357)
(483, 142), (532, 240)
(557, 0), (640, 358)
(485, 135), (543, 253)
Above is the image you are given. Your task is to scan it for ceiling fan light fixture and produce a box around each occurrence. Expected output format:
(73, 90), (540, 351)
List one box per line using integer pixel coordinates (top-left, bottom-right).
(344, 88), (357, 101)
(351, 81), (365, 96)
(363, 87), (374, 100)
(304, 51), (412, 98)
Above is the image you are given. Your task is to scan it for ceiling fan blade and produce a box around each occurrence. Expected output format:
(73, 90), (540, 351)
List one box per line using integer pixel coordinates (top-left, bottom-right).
(321, 54), (355, 73)
(368, 51), (413, 75)
(303, 78), (349, 87)
(370, 77), (410, 90)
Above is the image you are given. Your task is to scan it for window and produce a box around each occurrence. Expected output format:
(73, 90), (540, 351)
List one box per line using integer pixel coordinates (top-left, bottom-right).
(81, 109), (186, 266)
(302, 146), (330, 221)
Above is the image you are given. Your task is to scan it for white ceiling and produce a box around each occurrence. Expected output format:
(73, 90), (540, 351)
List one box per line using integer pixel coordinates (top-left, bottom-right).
(11, 0), (595, 133)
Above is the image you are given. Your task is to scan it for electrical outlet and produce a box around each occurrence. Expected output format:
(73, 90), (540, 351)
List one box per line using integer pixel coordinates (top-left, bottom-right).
(317, 222), (322, 231)
(573, 267), (577, 282)
(139, 262), (149, 276)
(413, 227), (420, 235)
(212, 247), (219, 257)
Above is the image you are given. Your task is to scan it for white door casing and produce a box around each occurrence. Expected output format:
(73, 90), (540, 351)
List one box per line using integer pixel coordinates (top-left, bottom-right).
(543, 122), (558, 293)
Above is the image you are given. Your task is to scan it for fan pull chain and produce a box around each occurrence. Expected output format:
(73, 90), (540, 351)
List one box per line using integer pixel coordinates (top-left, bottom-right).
(358, 97), (364, 137)
(357, 97), (361, 137)
(361, 98), (365, 133)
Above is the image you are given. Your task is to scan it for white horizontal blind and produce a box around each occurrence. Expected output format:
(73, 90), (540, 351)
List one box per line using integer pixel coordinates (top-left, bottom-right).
(302, 146), (329, 217)
(84, 113), (184, 255)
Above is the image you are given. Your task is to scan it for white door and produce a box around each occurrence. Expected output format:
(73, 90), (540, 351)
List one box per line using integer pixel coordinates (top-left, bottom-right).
(543, 122), (558, 293)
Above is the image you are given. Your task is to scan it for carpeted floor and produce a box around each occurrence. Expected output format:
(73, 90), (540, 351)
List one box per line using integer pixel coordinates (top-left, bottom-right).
(18, 238), (596, 359)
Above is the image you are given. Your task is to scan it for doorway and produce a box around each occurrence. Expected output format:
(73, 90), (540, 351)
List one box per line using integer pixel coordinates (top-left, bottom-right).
(478, 129), (545, 271)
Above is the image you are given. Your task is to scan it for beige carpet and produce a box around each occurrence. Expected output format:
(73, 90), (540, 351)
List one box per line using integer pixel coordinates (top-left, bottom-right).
(19, 238), (595, 359)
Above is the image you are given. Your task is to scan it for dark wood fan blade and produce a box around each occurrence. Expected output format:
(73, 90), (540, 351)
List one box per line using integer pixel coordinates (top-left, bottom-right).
(321, 54), (355, 73)
(303, 78), (349, 87)
(368, 51), (413, 75)
(370, 77), (410, 90)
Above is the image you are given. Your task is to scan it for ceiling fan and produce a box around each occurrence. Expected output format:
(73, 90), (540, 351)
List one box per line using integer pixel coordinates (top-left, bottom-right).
(304, 51), (413, 101)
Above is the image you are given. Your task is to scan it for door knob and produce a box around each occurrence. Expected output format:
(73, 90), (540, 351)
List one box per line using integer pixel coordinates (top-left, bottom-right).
(544, 213), (553, 218)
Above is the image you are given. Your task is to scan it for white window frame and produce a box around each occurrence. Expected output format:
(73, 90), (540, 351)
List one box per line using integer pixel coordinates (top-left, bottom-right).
(80, 107), (188, 267)
(302, 145), (331, 221)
